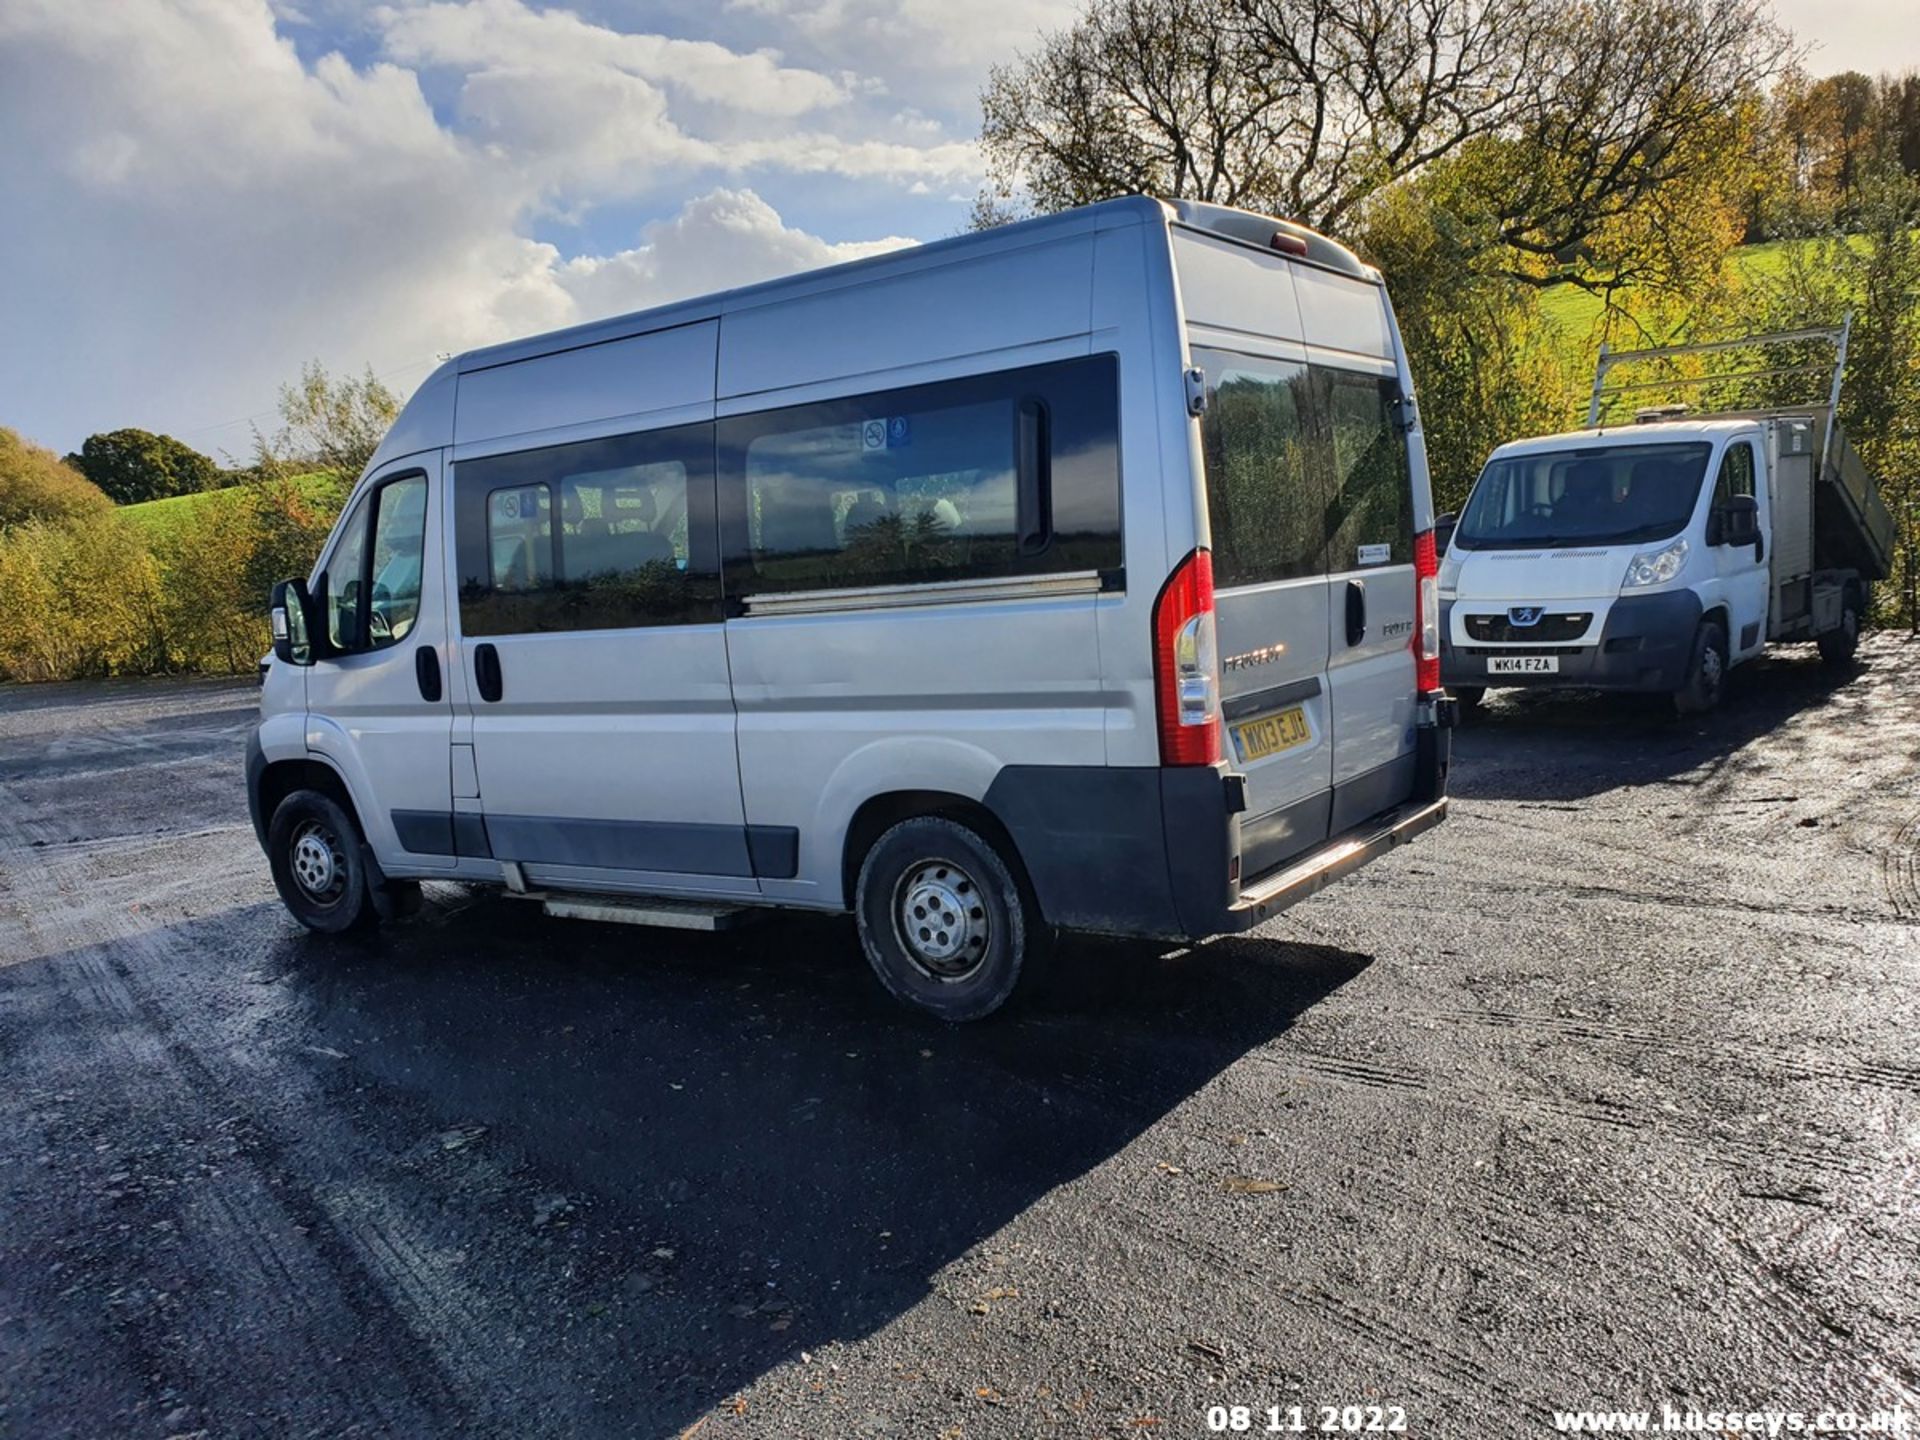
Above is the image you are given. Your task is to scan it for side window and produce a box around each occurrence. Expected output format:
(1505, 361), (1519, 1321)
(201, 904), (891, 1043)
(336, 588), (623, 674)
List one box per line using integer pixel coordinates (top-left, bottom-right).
(719, 354), (1121, 597)
(322, 501), (369, 653)
(1315, 368), (1413, 569)
(1194, 348), (1324, 587)
(368, 475), (428, 648)
(1713, 441), (1756, 505)
(455, 424), (717, 636)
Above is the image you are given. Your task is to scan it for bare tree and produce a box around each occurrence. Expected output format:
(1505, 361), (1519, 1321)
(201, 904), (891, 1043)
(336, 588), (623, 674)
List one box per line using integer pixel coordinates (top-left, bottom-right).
(978, 0), (1791, 285)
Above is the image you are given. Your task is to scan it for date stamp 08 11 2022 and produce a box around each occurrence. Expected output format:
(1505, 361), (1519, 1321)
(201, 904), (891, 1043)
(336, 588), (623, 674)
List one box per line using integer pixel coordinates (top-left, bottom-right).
(1206, 1405), (1409, 1434)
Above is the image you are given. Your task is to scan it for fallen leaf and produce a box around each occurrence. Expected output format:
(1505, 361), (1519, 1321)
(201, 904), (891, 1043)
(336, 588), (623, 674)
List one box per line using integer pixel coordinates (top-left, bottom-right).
(984, 1286), (1018, 1300)
(677, 1419), (708, 1440)
(968, 1301), (989, 1316)
(1220, 1176), (1288, 1195)
(729, 1398), (747, 1416)
(975, 1386), (1003, 1404)
(1155, 1162), (1183, 1175)
(1131, 1418), (1164, 1428)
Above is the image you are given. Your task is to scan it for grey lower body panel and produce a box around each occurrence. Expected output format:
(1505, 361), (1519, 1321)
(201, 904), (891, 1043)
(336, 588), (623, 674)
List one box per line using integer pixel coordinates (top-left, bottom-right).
(1441, 592), (1703, 693)
(387, 811), (800, 880)
(986, 718), (1450, 942)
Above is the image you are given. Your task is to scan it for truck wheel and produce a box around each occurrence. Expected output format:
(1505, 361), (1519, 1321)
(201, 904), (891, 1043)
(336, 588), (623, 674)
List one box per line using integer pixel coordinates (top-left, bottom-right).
(854, 816), (1043, 1022)
(267, 789), (380, 934)
(1451, 686), (1485, 719)
(1672, 619), (1727, 716)
(1817, 597), (1860, 667)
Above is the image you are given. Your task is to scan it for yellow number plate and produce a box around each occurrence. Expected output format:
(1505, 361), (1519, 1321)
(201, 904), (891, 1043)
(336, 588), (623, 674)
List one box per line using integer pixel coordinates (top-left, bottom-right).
(1232, 705), (1311, 762)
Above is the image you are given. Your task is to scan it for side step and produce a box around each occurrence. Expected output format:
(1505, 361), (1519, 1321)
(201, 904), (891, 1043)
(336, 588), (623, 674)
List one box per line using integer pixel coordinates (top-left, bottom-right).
(541, 893), (758, 932)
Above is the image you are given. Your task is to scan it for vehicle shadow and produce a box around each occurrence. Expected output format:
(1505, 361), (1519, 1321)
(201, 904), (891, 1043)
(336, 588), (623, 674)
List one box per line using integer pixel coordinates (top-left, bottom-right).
(266, 895), (1370, 1433)
(1449, 642), (1882, 803)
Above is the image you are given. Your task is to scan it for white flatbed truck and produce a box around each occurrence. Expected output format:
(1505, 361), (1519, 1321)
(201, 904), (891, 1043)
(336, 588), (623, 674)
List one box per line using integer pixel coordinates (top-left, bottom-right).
(1438, 320), (1896, 713)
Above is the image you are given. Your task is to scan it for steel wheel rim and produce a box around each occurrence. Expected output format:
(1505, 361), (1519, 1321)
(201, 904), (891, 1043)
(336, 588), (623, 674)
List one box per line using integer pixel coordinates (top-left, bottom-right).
(892, 857), (991, 982)
(1701, 643), (1723, 696)
(290, 820), (347, 906)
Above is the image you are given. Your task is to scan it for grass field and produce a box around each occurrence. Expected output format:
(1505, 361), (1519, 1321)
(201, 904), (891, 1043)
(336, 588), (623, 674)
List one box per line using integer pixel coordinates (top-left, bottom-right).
(118, 471), (344, 538)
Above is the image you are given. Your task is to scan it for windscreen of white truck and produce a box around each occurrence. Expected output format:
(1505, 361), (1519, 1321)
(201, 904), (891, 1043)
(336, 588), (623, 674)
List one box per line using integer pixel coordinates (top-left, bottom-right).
(1454, 442), (1712, 550)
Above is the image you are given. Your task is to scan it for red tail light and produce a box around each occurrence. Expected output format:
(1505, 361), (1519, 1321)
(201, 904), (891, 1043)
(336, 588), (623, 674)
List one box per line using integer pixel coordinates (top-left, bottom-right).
(1153, 548), (1222, 766)
(1413, 528), (1440, 693)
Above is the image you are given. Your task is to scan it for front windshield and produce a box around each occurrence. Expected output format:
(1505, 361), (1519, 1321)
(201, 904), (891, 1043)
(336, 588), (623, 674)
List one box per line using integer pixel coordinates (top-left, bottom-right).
(1455, 442), (1712, 549)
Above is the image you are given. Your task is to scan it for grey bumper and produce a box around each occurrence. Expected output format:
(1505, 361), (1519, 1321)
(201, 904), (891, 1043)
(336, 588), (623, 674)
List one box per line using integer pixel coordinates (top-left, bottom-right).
(1441, 591), (1702, 693)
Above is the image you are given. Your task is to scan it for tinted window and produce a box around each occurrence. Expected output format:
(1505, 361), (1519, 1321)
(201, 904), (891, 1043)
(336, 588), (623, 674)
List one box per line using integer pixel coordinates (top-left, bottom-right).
(1194, 349), (1323, 587)
(455, 424), (717, 636)
(1317, 369), (1413, 569)
(368, 474), (428, 648)
(1456, 443), (1712, 550)
(719, 355), (1120, 596)
(1712, 441), (1755, 504)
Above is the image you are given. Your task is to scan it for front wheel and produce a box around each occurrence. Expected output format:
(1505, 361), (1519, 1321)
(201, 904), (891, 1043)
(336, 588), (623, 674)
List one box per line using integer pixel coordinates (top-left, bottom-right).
(854, 816), (1043, 1022)
(268, 789), (380, 933)
(1817, 598), (1861, 668)
(1672, 618), (1728, 716)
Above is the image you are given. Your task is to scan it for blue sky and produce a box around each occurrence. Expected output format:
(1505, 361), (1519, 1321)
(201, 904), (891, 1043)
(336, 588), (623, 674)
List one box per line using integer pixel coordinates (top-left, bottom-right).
(0, 0), (1908, 458)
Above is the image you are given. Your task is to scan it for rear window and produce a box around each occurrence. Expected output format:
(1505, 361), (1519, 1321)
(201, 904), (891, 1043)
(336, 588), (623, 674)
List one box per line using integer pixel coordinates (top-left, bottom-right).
(1194, 348), (1414, 587)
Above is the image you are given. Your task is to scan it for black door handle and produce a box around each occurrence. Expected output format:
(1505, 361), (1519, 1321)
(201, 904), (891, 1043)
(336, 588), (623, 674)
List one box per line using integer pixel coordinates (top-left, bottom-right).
(414, 646), (442, 702)
(474, 643), (502, 703)
(1345, 579), (1367, 647)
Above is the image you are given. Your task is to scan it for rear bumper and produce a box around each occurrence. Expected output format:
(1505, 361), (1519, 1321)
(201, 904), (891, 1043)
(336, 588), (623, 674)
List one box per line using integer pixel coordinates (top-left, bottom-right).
(984, 704), (1451, 943)
(1440, 592), (1700, 693)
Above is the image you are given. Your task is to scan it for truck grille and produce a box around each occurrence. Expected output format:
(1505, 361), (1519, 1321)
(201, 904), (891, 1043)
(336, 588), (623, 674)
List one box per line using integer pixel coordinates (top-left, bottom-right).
(1463, 611), (1593, 643)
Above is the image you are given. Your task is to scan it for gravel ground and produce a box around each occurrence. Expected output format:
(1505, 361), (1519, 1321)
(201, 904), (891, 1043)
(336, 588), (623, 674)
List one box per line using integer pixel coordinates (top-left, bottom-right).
(1, 640), (1916, 1439)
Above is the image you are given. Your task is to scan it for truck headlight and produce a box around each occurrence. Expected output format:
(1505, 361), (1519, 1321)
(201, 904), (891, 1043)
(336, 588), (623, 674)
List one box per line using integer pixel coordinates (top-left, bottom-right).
(1621, 537), (1688, 590)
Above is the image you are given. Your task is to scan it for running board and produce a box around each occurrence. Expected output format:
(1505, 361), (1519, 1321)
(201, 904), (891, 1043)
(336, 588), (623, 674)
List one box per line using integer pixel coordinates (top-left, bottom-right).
(541, 893), (757, 932)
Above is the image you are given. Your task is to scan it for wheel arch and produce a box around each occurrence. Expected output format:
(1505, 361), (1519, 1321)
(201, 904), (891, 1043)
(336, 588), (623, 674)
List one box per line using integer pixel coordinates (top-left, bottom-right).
(840, 790), (1035, 916)
(253, 755), (363, 847)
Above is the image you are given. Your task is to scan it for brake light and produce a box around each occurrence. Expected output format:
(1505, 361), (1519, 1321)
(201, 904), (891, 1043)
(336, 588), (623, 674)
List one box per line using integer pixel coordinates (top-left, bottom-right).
(1413, 528), (1440, 693)
(1153, 548), (1222, 766)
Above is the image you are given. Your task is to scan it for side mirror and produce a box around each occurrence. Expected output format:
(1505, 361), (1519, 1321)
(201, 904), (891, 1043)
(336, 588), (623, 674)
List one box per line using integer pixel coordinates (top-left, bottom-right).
(1714, 494), (1758, 548)
(1434, 511), (1458, 554)
(269, 577), (320, 667)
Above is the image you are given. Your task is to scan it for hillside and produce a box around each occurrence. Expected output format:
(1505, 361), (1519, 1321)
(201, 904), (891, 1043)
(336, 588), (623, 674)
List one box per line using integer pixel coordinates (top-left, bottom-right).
(119, 471), (346, 539)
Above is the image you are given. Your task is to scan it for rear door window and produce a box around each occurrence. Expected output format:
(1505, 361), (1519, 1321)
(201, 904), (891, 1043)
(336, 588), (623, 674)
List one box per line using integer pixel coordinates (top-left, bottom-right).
(1192, 349), (1324, 588)
(1316, 369), (1412, 570)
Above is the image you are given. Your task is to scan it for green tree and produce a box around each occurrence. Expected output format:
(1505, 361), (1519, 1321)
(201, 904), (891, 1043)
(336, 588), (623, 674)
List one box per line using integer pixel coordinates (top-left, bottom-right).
(65, 427), (222, 504)
(0, 427), (110, 527)
(254, 361), (402, 482)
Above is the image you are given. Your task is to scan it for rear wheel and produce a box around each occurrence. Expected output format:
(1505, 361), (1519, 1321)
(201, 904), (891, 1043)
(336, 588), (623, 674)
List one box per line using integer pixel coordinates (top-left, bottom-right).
(854, 816), (1041, 1022)
(1817, 595), (1861, 667)
(1672, 618), (1728, 716)
(268, 789), (379, 933)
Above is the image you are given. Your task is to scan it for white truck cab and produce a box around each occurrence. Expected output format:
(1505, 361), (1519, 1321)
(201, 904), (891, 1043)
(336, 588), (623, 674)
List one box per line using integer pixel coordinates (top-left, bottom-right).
(1440, 323), (1893, 715)
(248, 196), (1453, 1020)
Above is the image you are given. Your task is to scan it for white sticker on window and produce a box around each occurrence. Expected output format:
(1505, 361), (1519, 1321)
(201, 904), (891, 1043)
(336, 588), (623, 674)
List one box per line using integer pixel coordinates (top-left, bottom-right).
(1357, 542), (1392, 566)
(862, 419), (887, 451)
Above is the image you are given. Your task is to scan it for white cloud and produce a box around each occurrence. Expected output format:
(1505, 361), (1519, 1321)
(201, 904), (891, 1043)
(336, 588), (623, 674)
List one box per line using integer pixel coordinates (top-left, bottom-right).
(556, 187), (915, 317)
(376, 0), (848, 117)
(0, 0), (970, 453)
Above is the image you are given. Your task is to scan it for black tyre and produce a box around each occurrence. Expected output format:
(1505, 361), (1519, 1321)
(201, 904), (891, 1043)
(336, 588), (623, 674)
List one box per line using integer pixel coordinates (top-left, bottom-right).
(1672, 618), (1728, 716)
(1451, 685), (1485, 719)
(854, 815), (1042, 1022)
(267, 789), (380, 934)
(1817, 596), (1860, 668)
